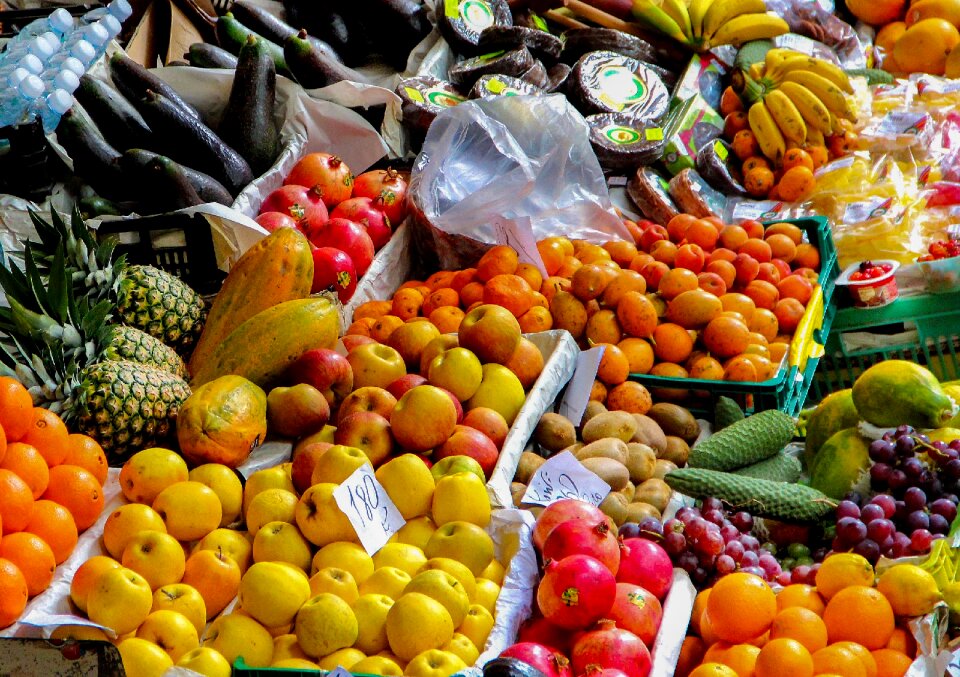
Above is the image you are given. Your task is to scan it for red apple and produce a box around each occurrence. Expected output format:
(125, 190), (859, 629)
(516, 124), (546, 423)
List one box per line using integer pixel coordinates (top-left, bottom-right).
(334, 411), (394, 466)
(386, 374), (428, 400)
(261, 184), (328, 229)
(337, 386), (398, 424)
(462, 407), (510, 449)
(435, 425), (500, 478)
(255, 212), (299, 233)
(306, 218), (375, 276)
(288, 348), (354, 406)
(311, 247), (358, 300)
(331, 197), (392, 250)
(436, 387), (464, 423)
(342, 335), (376, 352)
(291, 441), (332, 494)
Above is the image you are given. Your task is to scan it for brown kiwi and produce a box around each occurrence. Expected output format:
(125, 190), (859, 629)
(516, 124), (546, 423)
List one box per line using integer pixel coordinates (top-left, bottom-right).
(579, 457), (630, 491)
(623, 501), (662, 523)
(653, 458), (678, 480)
(631, 414), (667, 455)
(581, 400), (608, 426)
(624, 443), (657, 484)
(534, 413), (577, 452)
(618, 481), (636, 502)
(515, 451), (546, 484)
(646, 403), (700, 443)
(575, 438), (628, 464)
(661, 436), (690, 467)
(599, 491), (630, 526)
(582, 410), (638, 443)
(634, 477), (672, 513)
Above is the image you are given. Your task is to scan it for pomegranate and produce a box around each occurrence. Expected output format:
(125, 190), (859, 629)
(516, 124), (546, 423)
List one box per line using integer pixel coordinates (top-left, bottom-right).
(517, 616), (571, 653)
(284, 152), (354, 208)
(537, 555), (616, 630)
(255, 211), (299, 233)
(500, 642), (573, 677)
(616, 538), (673, 601)
(311, 247), (357, 300)
(542, 519), (622, 575)
(260, 185), (328, 231)
(305, 218), (375, 276)
(330, 197), (392, 250)
(571, 620), (652, 677)
(578, 669), (630, 677)
(608, 583), (662, 646)
(352, 167), (409, 224)
(533, 499), (610, 551)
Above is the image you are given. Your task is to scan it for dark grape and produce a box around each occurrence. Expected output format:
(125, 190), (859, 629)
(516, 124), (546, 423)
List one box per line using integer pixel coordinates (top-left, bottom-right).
(731, 512), (754, 533)
(945, 460), (960, 482)
(676, 507), (698, 524)
(676, 551), (698, 572)
(692, 567), (709, 584)
(663, 531), (686, 555)
(697, 552), (717, 569)
(724, 540), (745, 562)
(904, 487), (927, 511)
(870, 463), (892, 487)
(930, 513), (950, 534)
(902, 458), (925, 480)
(664, 518), (684, 534)
(837, 517), (867, 545)
(888, 469), (909, 491)
(699, 530), (725, 557)
(870, 494), (897, 518)
(740, 566), (765, 579)
(895, 435), (916, 455)
(701, 497), (724, 513)
(860, 503), (885, 523)
(895, 424), (915, 436)
(703, 509), (725, 526)
(911, 529), (934, 552)
(791, 564), (811, 584)
(776, 571), (793, 586)
(716, 554), (736, 575)
(866, 518), (894, 543)
(869, 439), (896, 464)
(740, 550), (759, 568)
(638, 517), (664, 538)
(906, 511), (930, 531)
(931, 498), (958, 522)
(720, 524), (740, 543)
(852, 538), (880, 563)
(619, 523), (641, 539)
(843, 491), (863, 506)
(812, 548), (829, 563)
(836, 500), (861, 520)
(741, 535), (760, 551)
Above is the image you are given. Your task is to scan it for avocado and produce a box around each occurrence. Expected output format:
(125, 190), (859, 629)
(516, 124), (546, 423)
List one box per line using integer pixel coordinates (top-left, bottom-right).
(283, 29), (371, 89)
(74, 74), (153, 151)
(219, 36), (279, 176)
(186, 43), (238, 69)
(216, 13), (290, 78)
(108, 52), (200, 120)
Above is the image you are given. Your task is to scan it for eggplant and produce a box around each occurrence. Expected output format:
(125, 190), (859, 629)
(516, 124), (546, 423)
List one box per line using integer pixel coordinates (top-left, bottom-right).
(483, 658), (550, 677)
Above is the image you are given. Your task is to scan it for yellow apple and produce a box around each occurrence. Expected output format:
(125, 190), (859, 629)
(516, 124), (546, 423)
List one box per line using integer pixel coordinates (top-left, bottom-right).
(391, 515), (437, 551)
(404, 570), (470, 627)
(427, 347), (483, 402)
(337, 386), (398, 424)
(385, 592), (454, 661)
(245, 488), (299, 534)
(272, 633), (309, 663)
(443, 632), (479, 665)
(102, 503), (167, 560)
(375, 454), (435, 520)
(309, 567), (358, 603)
(346, 343), (407, 390)
(420, 558), (477, 602)
(153, 583), (207, 636)
(121, 530), (186, 591)
(295, 483), (358, 547)
(252, 521), (313, 572)
(351, 593), (394, 654)
(188, 463), (244, 527)
(358, 567), (411, 599)
(152, 481), (222, 542)
(353, 655), (403, 676)
(334, 411), (395, 466)
(406, 648), (467, 677)
(70, 556), (122, 614)
(238, 561), (311, 628)
(203, 612), (274, 667)
(371, 542), (427, 576)
(388, 320), (441, 370)
(420, 336), (459, 375)
(317, 647), (366, 671)
(311, 542), (374, 583)
(49, 625), (110, 642)
(459, 304), (521, 365)
(242, 466), (296, 517)
(465, 363), (525, 425)
(294, 592), (358, 658)
(119, 447), (189, 504)
(176, 646), (232, 677)
(194, 528), (253, 573)
(183, 549), (242, 620)
(117, 637), (173, 677)
(311, 445), (372, 485)
(87, 567), (154, 635)
(391, 385), (458, 452)
(457, 604), (494, 651)
(136, 610), (199, 662)
(479, 559), (505, 585)
(424, 521), (494, 577)
(432, 472), (492, 527)
(474, 578), (500, 614)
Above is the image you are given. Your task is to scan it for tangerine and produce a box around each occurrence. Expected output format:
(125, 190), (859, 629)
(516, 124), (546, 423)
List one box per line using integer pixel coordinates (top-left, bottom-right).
(755, 638), (814, 677)
(476, 245), (519, 281)
(0, 558), (27, 628)
(422, 288), (460, 317)
(733, 130), (762, 161)
(870, 648), (912, 677)
(707, 573), (776, 644)
(484, 274), (535, 317)
(430, 306), (467, 333)
(745, 167), (775, 197)
(0, 378), (32, 442)
(770, 607), (828, 653)
(0, 469), (33, 533)
(777, 584), (825, 615)
(724, 111), (750, 137)
(517, 307), (553, 334)
(42, 465), (104, 532)
(20, 409), (68, 468)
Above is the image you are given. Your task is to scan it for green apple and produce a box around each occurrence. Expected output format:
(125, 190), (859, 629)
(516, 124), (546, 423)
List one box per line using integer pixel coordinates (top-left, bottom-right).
(466, 363), (525, 425)
(430, 456), (485, 484)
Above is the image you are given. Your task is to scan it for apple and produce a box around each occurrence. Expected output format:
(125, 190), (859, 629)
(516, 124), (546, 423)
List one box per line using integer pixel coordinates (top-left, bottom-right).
(388, 320), (441, 370)
(121, 530), (186, 591)
(420, 335), (460, 374)
(390, 385), (458, 453)
(342, 335), (376, 352)
(261, 185), (328, 229)
(430, 455), (486, 484)
(87, 567), (154, 635)
(346, 342), (407, 390)
(466, 364), (526, 425)
(386, 374), (428, 400)
(438, 387), (464, 423)
(337, 386), (398, 424)
(334, 411), (394, 465)
(176, 647), (232, 677)
(203, 612), (275, 668)
(136, 609), (200, 662)
(152, 583), (208, 636)
(188, 464), (244, 529)
(267, 384), (331, 438)
(311, 247), (358, 300)
(289, 348), (354, 408)
(307, 218), (375, 276)
(435, 425), (499, 478)
(461, 407), (509, 449)
(291, 441), (332, 494)
(459, 304), (521, 365)
(194, 528), (254, 574)
(330, 197), (392, 250)
(426, 347), (483, 402)
(117, 638), (173, 677)
(252, 520), (313, 573)
(255, 212), (299, 233)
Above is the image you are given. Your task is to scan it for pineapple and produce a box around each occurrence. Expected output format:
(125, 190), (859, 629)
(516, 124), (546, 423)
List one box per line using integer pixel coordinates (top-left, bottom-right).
(25, 209), (206, 354)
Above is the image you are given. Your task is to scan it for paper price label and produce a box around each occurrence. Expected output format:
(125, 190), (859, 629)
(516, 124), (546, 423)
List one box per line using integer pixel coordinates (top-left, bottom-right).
(522, 451), (611, 507)
(327, 668), (353, 677)
(557, 346), (605, 426)
(333, 465), (406, 555)
(492, 215), (548, 277)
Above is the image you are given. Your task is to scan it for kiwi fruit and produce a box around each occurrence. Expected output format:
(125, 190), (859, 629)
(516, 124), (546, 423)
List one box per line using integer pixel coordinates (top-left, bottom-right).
(582, 411), (638, 443)
(631, 414), (667, 455)
(623, 501), (661, 523)
(661, 436), (690, 466)
(599, 491), (630, 526)
(581, 400), (608, 426)
(575, 437), (628, 464)
(634, 477), (672, 513)
(580, 457), (630, 491)
(515, 451), (546, 484)
(625, 443), (657, 484)
(653, 458), (678, 479)
(534, 413), (577, 452)
(646, 403), (700, 443)
(619, 481), (636, 502)
(511, 482), (528, 507)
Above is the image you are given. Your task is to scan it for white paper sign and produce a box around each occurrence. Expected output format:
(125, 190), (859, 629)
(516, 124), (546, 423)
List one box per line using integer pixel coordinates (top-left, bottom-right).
(522, 451), (611, 507)
(558, 346), (605, 426)
(493, 215), (548, 278)
(327, 667), (353, 677)
(333, 465), (406, 555)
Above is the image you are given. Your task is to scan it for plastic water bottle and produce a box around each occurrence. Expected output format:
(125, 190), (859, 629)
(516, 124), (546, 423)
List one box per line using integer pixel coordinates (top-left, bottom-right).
(42, 69), (80, 96)
(82, 0), (133, 24)
(0, 54), (43, 83)
(5, 68), (32, 90)
(31, 90), (74, 133)
(47, 40), (96, 72)
(1, 35), (57, 68)
(100, 16), (122, 41)
(3, 8), (73, 47)
(53, 57), (86, 80)
(0, 75), (45, 128)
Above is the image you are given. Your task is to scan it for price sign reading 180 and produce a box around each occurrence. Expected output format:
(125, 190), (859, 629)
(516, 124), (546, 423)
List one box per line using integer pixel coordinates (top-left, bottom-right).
(333, 465), (406, 555)
(522, 451), (611, 507)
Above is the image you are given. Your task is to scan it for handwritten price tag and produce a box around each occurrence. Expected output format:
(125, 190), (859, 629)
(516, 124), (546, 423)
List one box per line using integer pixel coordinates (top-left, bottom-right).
(558, 346), (605, 426)
(492, 215), (548, 278)
(522, 451), (611, 507)
(327, 667), (353, 677)
(333, 465), (406, 555)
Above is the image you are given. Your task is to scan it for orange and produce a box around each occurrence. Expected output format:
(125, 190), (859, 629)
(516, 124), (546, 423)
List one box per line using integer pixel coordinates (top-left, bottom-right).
(721, 86), (745, 116)
(755, 638), (813, 677)
(483, 274), (535, 317)
(0, 442), (48, 499)
(571, 264), (615, 302)
(884, 628), (916, 656)
(450, 268), (477, 293)
(0, 469), (34, 533)
(516, 306), (552, 333)
(870, 649), (912, 677)
(19, 408), (68, 467)
(0, 557), (27, 628)
(70, 556), (121, 614)
(689, 664), (738, 677)
(823, 587), (894, 650)
(353, 301), (392, 321)
(707, 573), (777, 644)
(876, 21), (908, 55)
(766, 234), (797, 263)
(63, 434), (108, 487)
(703, 316), (751, 359)
(690, 585), (711, 635)
(777, 584), (825, 615)
(617, 291), (659, 339)
(659, 268), (699, 300)
(515, 263), (544, 292)
(460, 281), (486, 307)
(556, 255), (583, 278)
(749, 308), (780, 342)
(770, 607), (828, 653)
(745, 167), (775, 197)
(846, 0), (905, 26)
(774, 298), (807, 334)
(586, 310), (624, 345)
(391, 288), (424, 320)
(42, 465), (104, 532)
(397, 279), (425, 291)
(0, 532), (55, 597)
(596, 344), (630, 386)
(476, 245), (519, 281)
(0, 377), (32, 442)
(430, 306), (466, 333)
(720, 643), (761, 677)
(422, 288), (459, 317)
(666, 289), (723, 329)
(370, 315), (404, 343)
(618, 338), (655, 375)
(652, 323), (695, 364)
(603, 239), (639, 267)
(603, 270), (646, 307)
(811, 645), (867, 677)
(742, 157), (770, 174)
(606, 381), (652, 414)
(782, 148), (814, 172)
(893, 17), (960, 75)
(22, 500), (77, 565)
(778, 166), (817, 202)
(346, 318), (375, 337)
(703, 642), (733, 664)
(833, 642), (878, 677)
(699, 608), (722, 645)
(677, 636), (707, 677)
(0, 426), (5, 467)
(806, 145), (829, 170)
(733, 130), (761, 161)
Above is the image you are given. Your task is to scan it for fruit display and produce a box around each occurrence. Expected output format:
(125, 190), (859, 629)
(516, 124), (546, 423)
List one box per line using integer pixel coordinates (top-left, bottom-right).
(631, 0), (789, 51)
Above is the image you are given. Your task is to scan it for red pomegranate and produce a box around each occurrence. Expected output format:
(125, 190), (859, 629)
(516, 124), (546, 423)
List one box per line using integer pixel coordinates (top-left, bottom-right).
(255, 211), (299, 233)
(260, 185), (328, 229)
(311, 247), (357, 300)
(284, 152), (354, 208)
(607, 583), (662, 646)
(352, 167), (408, 224)
(542, 519), (622, 575)
(616, 538), (674, 601)
(533, 499), (610, 551)
(330, 197), (392, 250)
(577, 669), (630, 677)
(500, 642), (573, 677)
(305, 218), (375, 276)
(517, 616), (571, 653)
(537, 555), (616, 630)
(571, 620), (652, 677)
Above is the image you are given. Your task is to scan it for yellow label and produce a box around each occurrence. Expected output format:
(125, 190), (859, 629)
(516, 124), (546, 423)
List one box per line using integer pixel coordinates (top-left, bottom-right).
(404, 87), (425, 103)
(445, 0), (459, 18)
(645, 127), (664, 141)
(487, 78), (506, 94)
(714, 140), (728, 161)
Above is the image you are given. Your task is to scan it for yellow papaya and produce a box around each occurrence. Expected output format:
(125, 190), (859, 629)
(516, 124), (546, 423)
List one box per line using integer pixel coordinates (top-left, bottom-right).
(804, 388), (860, 470)
(852, 360), (956, 429)
(177, 375), (267, 468)
(808, 428), (871, 500)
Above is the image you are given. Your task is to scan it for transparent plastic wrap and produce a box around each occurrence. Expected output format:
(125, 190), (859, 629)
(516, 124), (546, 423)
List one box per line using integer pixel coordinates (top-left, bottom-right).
(765, 0), (866, 68)
(408, 94), (630, 269)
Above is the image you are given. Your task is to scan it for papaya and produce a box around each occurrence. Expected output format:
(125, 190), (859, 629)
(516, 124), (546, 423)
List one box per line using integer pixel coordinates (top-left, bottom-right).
(803, 389), (860, 470)
(852, 360), (956, 429)
(177, 375), (267, 468)
(944, 385), (960, 428)
(927, 427), (960, 444)
(808, 428), (871, 500)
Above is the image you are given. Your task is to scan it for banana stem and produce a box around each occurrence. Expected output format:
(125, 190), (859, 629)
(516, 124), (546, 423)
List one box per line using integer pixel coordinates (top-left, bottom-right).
(561, 0), (648, 36)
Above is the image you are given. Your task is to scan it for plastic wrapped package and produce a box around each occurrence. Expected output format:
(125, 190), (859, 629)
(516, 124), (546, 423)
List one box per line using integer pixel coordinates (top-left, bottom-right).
(765, 0), (866, 68)
(858, 109), (936, 152)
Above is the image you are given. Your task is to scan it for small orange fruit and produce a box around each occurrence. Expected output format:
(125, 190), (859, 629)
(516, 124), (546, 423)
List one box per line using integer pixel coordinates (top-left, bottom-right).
(782, 148), (814, 172)
(476, 245), (519, 281)
(42, 465), (104, 532)
(688, 663), (738, 677)
(770, 607), (828, 653)
(596, 344), (630, 386)
(833, 641), (878, 677)
(703, 316), (751, 359)
(823, 586), (895, 650)
(0, 378), (32, 442)
(733, 130), (761, 161)
(812, 644), (867, 677)
(745, 167), (775, 197)
(652, 323), (695, 364)
(755, 637), (814, 677)
(62, 434), (108, 486)
(777, 584), (825, 615)
(22, 500), (77, 565)
(19, 408), (69, 467)
(707, 572), (777, 644)
(0, 532), (55, 597)
(0, 469), (34, 533)
(870, 648), (912, 677)
(1, 442), (49, 499)
(778, 166), (817, 202)
(0, 557), (28, 628)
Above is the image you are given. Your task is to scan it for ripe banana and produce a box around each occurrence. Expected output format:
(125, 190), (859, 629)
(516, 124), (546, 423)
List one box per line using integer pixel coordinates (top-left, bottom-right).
(748, 101), (786, 162)
(764, 48), (800, 73)
(805, 126), (825, 147)
(632, 0), (691, 44)
(659, 0), (694, 40)
(778, 81), (833, 135)
(781, 70), (857, 121)
(707, 13), (789, 48)
(772, 56), (854, 93)
(688, 0), (714, 38)
(764, 89), (807, 145)
(701, 0), (767, 40)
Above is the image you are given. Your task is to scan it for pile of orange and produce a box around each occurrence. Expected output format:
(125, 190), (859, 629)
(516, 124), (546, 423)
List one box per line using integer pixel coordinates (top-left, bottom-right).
(0, 376), (107, 629)
(720, 86), (857, 202)
(678, 564), (917, 677)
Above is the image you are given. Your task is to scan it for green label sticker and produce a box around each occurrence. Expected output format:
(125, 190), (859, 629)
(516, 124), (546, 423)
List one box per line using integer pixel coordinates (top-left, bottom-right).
(477, 50), (505, 61)
(444, 0), (459, 18)
(530, 11), (549, 31)
(714, 140), (728, 161)
(461, 0), (495, 30)
(426, 88), (465, 107)
(487, 78), (506, 94)
(602, 124), (641, 145)
(596, 65), (646, 112)
(645, 127), (664, 141)
(404, 87), (425, 103)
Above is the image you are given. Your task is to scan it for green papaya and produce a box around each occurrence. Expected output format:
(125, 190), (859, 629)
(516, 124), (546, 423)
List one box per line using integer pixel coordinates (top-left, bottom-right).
(808, 428), (871, 500)
(852, 360), (956, 429)
(803, 389), (860, 470)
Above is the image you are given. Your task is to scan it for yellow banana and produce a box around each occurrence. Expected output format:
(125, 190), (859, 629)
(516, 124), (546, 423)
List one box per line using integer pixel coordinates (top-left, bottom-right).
(749, 62), (764, 80)
(701, 0), (767, 40)
(778, 81), (833, 135)
(764, 89), (807, 145)
(782, 70), (857, 121)
(749, 101), (786, 162)
(764, 48), (800, 72)
(659, 0), (694, 40)
(707, 13), (789, 48)
(776, 56), (854, 93)
(688, 0), (715, 38)
(632, 0), (690, 43)
(805, 125), (825, 147)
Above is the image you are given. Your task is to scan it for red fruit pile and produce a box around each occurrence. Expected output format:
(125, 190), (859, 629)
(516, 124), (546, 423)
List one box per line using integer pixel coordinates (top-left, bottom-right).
(917, 239), (960, 262)
(848, 260), (894, 281)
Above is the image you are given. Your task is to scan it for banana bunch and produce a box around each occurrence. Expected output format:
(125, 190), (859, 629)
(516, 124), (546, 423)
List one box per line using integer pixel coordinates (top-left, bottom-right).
(745, 48), (857, 162)
(631, 0), (788, 51)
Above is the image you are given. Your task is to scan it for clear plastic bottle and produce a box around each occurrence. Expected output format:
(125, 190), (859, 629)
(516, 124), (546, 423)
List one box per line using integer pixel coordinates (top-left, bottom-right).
(46, 39), (96, 72)
(54, 56), (86, 80)
(0, 54), (44, 83)
(3, 8), (73, 47)
(5, 68), (32, 89)
(81, 0), (133, 24)
(33, 90), (74, 133)
(1, 34), (57, 68)
(43, 69), (80, 95)
(0, 75), (45, 128)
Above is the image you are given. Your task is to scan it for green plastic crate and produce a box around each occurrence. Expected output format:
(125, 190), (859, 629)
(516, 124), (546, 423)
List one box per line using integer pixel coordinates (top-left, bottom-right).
(234, 658), (380, 676)
(810, 289), (960, 404)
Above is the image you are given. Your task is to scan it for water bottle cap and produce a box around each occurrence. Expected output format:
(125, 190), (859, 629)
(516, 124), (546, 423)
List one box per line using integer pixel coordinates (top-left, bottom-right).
(59, 57), (85, 77)
(49, 9), (75, 34)
(9, 68), (30, 88)
(29, 36), (56, 60)
(100, 15), (122, 38)
(39, 31), (59, 48)
(48, 89), (73, 115)
(84, 23), (110, 48)
(56, 70), (81, 93)
(19, 54), (43, 75)
(20, 75), (45, 99)
(110, 0), (133, 21)
(71, 40), (96, 64)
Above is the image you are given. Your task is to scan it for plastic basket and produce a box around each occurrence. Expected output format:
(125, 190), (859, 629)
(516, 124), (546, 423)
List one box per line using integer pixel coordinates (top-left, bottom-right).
(810, 289), (960, 404)
(628, 216), (839, 417)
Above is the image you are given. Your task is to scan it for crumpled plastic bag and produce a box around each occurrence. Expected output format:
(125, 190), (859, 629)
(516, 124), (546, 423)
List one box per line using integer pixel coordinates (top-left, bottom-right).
(408, 94), (630, 269)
